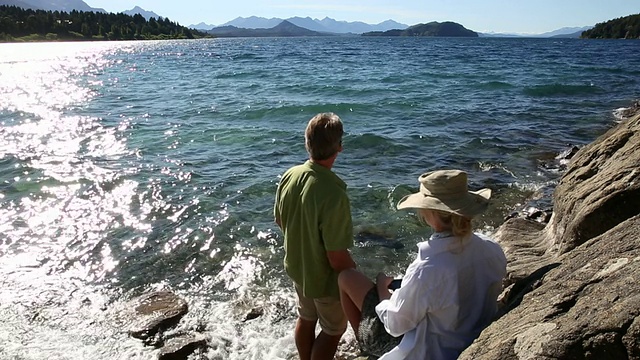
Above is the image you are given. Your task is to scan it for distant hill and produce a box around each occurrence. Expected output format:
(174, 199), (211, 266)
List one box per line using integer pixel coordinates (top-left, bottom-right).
(0, 4), (207, 41)
(480, 26), (592, 38)
(207, 20), (329, 37)
(363, 21), (477, 37)
(0, 0), (104, 12)
(284, 17), (325, 32)
(195, 15), (408, 34)
(218, 16), (282, 29)
(315, 17), (407, 34)
(582, 13), (640, 39)
(538, 26), (592, 37)
(551, 30), (586, 39)
(190, 22), (215, 30)
(0, 1), (163, 21)
(0, 0), (41, 9)
(123, 6), (162, 20)
(479, 32), (522, 38)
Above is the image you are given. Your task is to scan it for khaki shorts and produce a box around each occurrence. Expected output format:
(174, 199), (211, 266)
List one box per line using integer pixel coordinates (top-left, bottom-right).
(295, 285), (347, 336)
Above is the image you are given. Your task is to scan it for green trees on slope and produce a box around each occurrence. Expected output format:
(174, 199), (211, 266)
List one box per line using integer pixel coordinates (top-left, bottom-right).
(582, 13), (640, 39)
(0, 5), (210, 42)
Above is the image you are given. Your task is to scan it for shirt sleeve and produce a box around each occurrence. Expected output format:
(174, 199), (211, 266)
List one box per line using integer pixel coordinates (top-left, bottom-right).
(319, 191), (353, 251)
(274, 184), (281, 224)
(375, 271), (428, 337)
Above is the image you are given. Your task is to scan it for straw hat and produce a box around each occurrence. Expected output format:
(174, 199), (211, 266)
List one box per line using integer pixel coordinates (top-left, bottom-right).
(397, 170), (491, 218)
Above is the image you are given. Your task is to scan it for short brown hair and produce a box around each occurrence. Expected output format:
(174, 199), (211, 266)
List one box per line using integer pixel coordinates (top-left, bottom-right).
(305, 112), (343, 161)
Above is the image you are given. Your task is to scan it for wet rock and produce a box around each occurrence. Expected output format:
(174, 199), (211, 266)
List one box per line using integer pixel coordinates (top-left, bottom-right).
(271, 299), (292, 324)
(503, 206), (552, 225)
(503, 211), (518, 222)
(460, 109), (640, 359)
(355, 230), (404, 249)
(523, 206), (552, 223)
(158, 334), (208, 360)
(124, 291), (189, 341)
(614, 100), (640, 120)
(243, 307), (264, 322)
(554, 144), (580, 164)
(540, 144), (581, 171)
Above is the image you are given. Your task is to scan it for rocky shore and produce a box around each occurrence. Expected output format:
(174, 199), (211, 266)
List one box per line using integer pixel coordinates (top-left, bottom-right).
(119, 105), (640, 359)
(460, 106), (640, 359)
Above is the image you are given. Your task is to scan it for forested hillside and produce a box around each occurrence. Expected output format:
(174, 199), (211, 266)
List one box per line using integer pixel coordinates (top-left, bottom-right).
(0, 5), (209, 41)
(581, 13), (640, 39)
(362, 21), (477, 37)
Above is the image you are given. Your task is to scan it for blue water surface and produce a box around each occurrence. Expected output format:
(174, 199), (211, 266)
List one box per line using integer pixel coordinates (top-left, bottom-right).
(0, 37), (638, 359)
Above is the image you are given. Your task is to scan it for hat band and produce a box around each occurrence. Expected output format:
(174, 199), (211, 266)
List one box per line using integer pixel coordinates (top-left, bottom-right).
(422, 189), (469, 199)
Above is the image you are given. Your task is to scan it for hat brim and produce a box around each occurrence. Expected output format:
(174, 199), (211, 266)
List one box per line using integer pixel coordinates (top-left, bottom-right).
(397, 188), (491, 218)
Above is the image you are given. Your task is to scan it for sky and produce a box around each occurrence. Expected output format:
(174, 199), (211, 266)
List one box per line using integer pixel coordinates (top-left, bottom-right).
(84, 0), (639, 34)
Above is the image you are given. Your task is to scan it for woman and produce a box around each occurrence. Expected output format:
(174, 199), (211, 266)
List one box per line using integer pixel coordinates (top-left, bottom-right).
(338, 169), (507, 360)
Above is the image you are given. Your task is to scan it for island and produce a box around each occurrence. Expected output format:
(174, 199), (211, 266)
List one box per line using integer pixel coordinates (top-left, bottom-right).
(362, 21), (478, 37)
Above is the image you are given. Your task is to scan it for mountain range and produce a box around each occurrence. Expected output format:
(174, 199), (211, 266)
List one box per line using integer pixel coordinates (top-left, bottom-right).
(0, 0), (593, 38)
(191, 16), (408, 34)
(0, 0), (104, 12)
(191, 16), (591, 38)
(481, 26), (592, 38)
(0, 0), (160, 20)
(122, 6), (161, 20)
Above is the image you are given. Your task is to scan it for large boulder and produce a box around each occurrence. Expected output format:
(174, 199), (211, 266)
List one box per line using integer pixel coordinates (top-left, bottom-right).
(460, 111), (640, 359)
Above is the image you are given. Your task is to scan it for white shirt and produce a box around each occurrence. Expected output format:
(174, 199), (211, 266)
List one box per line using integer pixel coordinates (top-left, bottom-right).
(375, 232), (507, 360)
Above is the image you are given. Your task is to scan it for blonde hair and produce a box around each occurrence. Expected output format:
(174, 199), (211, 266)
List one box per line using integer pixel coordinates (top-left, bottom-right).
(305, 112), (343, 161)
(418, 209), (473, 239)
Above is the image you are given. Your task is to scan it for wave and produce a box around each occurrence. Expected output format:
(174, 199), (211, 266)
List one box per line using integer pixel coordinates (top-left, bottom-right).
(581, 66), (640, 76)
(613, 100), (640, 121)
(235, 102), (371, 121)
(346, 133), (417, 156)
(229, 53), (266, 61)
(523, 83), (604, 97)
(476, 81), (515, 90)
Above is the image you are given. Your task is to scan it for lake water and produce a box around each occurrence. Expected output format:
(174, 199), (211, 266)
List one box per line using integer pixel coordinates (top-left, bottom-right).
(0, 37), (639, 359)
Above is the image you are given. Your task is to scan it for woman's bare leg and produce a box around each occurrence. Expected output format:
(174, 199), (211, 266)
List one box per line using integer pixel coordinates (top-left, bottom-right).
(338, 269), (375, 336)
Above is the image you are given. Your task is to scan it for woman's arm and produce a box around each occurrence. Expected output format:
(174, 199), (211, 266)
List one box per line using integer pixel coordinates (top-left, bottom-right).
(375, 271), (429, 336)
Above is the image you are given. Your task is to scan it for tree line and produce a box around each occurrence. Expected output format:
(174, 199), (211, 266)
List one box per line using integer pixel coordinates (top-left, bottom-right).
(581, 13), (640, 39)
(0, 5), (211, 42)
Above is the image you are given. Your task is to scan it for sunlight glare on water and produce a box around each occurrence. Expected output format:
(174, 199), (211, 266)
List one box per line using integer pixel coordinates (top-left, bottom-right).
(0, 42), (163, 359)
(0, 42), (115, 116)
(0, 42), (144, 276)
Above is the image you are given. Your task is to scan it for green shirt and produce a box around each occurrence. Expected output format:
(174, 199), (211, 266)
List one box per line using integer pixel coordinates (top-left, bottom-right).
(274, 160), (354, 298)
